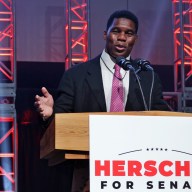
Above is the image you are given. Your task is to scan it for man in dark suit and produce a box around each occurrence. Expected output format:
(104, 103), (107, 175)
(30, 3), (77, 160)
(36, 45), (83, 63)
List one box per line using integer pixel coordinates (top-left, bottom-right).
(35, 9), (170, 191)
(35, 10), (169, 118)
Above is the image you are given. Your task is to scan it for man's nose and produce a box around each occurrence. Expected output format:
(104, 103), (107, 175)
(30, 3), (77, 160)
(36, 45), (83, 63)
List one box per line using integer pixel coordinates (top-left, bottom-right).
(117, 32), (126, 41)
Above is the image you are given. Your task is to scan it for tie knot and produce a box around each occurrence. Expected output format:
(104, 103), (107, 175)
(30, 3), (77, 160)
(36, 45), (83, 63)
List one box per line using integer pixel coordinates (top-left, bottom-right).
(115, 64), (121, 71)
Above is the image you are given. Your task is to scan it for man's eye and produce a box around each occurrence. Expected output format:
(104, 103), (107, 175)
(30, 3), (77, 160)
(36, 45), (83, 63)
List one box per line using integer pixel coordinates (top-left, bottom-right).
(126, 31), (135, 36)
(112, 29), (118, 33)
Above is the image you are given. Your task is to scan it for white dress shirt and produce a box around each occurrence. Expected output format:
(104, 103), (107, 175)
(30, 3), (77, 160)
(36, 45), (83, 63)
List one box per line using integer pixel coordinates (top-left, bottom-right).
(100, 50), (130, 112)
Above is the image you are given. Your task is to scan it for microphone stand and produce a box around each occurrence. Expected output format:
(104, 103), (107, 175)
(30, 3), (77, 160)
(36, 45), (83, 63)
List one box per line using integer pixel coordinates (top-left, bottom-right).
(116, 57), (154, 111)
(133, 70), (149, 111)
(123, 65), (149, 111)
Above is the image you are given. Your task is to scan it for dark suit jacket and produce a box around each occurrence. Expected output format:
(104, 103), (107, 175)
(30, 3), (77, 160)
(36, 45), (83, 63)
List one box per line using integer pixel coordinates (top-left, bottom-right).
(54, 55), (169, 113)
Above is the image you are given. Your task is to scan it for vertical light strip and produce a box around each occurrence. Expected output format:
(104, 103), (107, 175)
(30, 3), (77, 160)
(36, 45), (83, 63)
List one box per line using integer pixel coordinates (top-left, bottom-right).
(65, 0), (89, 69)
(0, 0), (16, 191)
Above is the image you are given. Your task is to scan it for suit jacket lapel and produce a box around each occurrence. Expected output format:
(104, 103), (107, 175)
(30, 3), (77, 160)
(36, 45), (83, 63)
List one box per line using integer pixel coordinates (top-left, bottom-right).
(86, 56), (107, 112)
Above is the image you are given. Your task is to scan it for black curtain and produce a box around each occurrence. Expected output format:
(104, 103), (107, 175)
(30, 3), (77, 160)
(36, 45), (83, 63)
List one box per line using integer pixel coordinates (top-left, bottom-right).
(16, 61), (76, 192)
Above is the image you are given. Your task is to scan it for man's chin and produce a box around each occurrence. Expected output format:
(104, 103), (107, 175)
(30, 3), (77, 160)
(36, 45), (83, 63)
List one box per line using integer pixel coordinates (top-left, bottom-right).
(112, 53), (128, 59)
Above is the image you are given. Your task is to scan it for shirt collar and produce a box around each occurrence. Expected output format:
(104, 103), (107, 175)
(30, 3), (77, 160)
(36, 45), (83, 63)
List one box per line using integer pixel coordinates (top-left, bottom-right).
(101, 49), (131, 71)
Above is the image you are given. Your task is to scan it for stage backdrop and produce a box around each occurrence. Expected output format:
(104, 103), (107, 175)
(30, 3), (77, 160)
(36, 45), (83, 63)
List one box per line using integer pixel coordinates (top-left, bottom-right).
(15, 0), (173, 65)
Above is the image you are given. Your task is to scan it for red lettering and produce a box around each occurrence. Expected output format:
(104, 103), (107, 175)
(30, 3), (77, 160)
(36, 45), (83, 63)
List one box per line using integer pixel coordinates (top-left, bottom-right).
(94, 160), (191, 177)
(144, 160), (157, 176)
(113, 160), (125, 176)
(159, 161), (173, 176)
(175, 161), (190, 176)
(128, 160), (142, 176)
(95, 160), (110, 176)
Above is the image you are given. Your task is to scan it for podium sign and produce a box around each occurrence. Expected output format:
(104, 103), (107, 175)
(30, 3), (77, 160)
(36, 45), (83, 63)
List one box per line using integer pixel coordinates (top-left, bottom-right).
(89, 115), (192, 192)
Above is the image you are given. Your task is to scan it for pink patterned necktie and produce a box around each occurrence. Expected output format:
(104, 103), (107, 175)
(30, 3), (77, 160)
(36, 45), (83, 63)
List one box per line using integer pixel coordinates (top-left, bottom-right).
(110, 64), (124, 112)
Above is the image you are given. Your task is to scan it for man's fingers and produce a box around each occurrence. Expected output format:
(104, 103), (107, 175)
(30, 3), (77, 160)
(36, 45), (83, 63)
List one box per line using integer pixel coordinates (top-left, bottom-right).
(35, 95), (40, 101)
(34, 87), (53, 120)
(41, 87), (50, 98)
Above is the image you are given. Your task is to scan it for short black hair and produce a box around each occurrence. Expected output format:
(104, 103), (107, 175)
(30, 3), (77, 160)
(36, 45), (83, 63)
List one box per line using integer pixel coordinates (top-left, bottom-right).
(106, 10), (139, 34)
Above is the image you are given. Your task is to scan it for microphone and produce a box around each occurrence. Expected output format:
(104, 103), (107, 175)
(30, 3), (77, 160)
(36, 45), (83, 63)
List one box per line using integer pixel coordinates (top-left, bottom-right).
(116, 56), (135, 71)
(134, 58), (153, 72)
(116, 56), (149, 111)
(134, 58), (155, 110)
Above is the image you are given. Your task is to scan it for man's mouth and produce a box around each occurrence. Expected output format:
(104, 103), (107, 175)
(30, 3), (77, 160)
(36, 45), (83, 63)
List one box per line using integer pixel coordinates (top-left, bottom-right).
(115, 45), (126, 52)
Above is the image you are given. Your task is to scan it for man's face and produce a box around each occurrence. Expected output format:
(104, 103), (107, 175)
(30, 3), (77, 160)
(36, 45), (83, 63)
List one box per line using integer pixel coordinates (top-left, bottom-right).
(104, 18), (138, 58)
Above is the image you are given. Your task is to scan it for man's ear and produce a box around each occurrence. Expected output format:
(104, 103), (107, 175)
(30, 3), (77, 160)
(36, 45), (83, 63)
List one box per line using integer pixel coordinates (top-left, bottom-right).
(135, 34), (138, 42)
(103, 31), (107, 40)
(132, 34), (138, 46)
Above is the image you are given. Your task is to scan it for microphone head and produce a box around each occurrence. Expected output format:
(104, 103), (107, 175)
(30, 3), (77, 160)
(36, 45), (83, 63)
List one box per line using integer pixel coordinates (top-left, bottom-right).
(116, 56), (133, 71)
(116, 56), (126, 65)
(134, 58), (153, 71)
